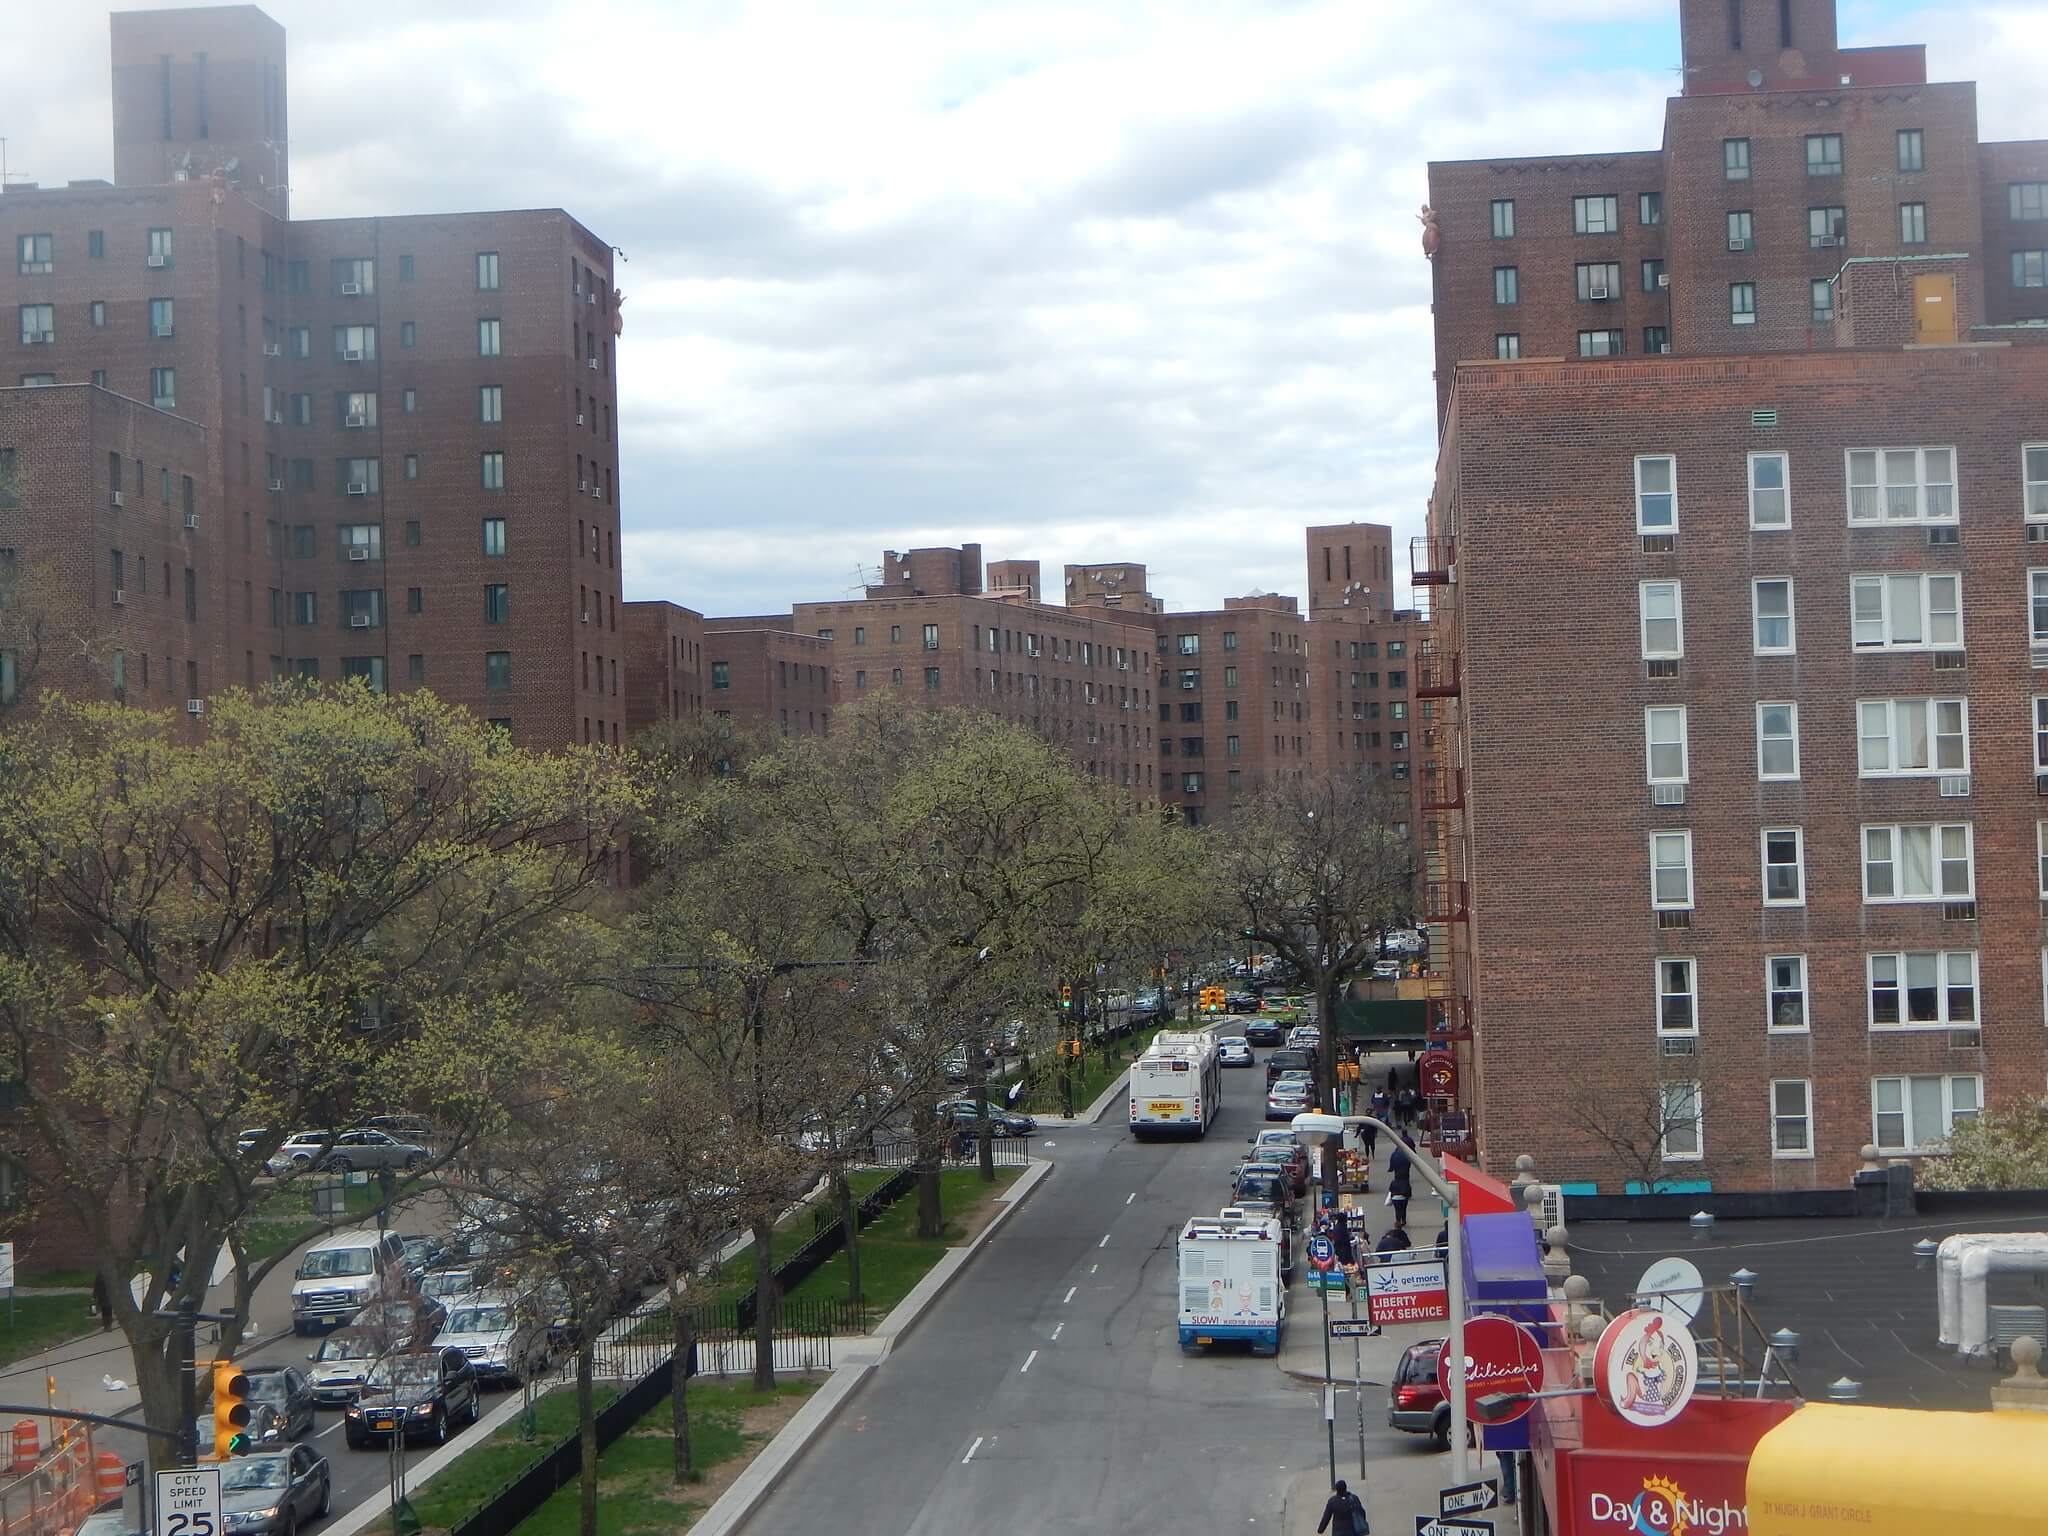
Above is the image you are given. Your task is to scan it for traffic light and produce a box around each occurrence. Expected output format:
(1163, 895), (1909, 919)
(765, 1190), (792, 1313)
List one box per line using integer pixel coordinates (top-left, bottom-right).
(1199, 985), (1226, 1014)
(1059, 983), (1073, 1011)
(212, 1359), (251, 1458)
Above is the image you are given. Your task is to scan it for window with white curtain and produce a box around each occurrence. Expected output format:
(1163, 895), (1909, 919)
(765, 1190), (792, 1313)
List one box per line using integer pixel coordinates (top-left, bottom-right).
(1645, 706), (1687, 784)
(1851, 573), (1962, 650)
(1868, 952), (1977, 1029)
(1858, 698), (1968, 776)
(1771, 1080), (1814, 1158)
(1757, 702), (1800, 780)
(1862, 823), (1973, 901)
(1650, 831), (1693, 910)
(1872, 1075), (1980, 1152)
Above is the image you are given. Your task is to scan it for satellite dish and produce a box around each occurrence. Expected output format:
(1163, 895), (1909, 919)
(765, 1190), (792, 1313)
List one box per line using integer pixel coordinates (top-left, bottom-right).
(1634, 1255), (1705, 1322)
(1746, 67), (1765, 88)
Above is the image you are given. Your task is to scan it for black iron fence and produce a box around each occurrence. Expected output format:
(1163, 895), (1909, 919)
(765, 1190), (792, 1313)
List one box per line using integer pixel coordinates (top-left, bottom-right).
(847, 1134), (1034, 1170)
(728, 1165), (918, 1329)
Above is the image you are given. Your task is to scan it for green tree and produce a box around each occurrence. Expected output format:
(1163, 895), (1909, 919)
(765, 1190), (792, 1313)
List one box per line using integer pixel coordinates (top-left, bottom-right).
(0, 686), (639, 1463)
(1922, 1097), (2048, 1190)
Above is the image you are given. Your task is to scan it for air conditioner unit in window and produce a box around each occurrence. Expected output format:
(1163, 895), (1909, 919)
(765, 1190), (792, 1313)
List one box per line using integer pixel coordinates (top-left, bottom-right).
(346, 481), (369, 496)
(576, 413), (585, 426)
(586, 291), (596, 306)
(1657, 273), (1670, 288)
(153, 397), (175, 410)
(580, 611), (589, 625)
(263, 343), (281, 357)
(1660, 1036), (1697, 1057)
(1651, 783), (1686, 806)
(1933, 650), (1967, 671)
(185, 698), (204, 715)
(1588, 283), (1611, 301)
(340, 282), (362, 296)
(586, 358), (598, 370)
(342, 349), (364, 362)
(1816, 234), (1839, 247)
(1728, 238), (1751, 251)
(2031, 644), (2048, 669)
(350, 614), (372, 628)
(183, 513), (198, 530)
(2028, 524), (2048, 544)
(348, 546), (370, 561)
(1948, 1030), (1982, 1051)
(578, 480), (587, 492)
(591, 485), (602, 498)
(151, 325), (173, 338)
(266, 412), (283, 425)
(146, 254), (168, 268)
(267, 479), (283, 492)
(1659, 343), (1673, 354)
(110, 490), (124, 508)
(345, 413), (366, 428)
(1938, 774), (1972, 798)
(111, 588), (125, 605)
(1927, 525), (1959, 545)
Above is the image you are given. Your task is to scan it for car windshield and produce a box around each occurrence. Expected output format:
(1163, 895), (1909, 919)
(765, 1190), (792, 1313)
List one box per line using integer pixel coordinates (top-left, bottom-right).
(221, 1459), (287, 1492)
(77, 1515), (131, 1536)
(423, 1272), (472, 1297)
(447, 1305), (513, 1333)
(297, 1249), (372, 1278)
(317, 1334), (377, 1361)
(245, 1375), (289, 1404)
(365, 1356), (439, 1389)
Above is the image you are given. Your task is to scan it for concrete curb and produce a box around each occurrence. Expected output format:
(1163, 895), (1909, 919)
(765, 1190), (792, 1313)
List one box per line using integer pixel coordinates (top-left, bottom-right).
(694, 1157), (1054, 1536)
(324, 1382), (537, 1536)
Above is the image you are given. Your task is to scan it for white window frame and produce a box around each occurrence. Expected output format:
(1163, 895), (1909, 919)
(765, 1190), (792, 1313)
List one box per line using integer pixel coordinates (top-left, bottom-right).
(1660, 1080), (1703, 1162)
(1858, 697), (1970, 778)
(1868, 952), (1979, 1032)
(1766, 954), (1809, 1034)
(1756, 701), (1800, 781)
(1650, 830), (1693, 911)
(1634, 455), (1676, 532)
(1771, 1080), (1815, 1160)
(1871, 1074), (1981, 1153)
(1639, 581), (1683, 659)
(1762, 827), (1805, 907)
(1748, 452), (1790, 528)
(1752, 578), (1795, 654)
(1730, 282), (1756, 325)
(1644, 705), (1687, 785)
(2038, 821), (2048, 901)
(1861, 822), (1974, 903)
(1845, 447), (1957, 524)
(1655, 956), (1697, 1036)
(1849, 572), (1963, 651)
(2031, 570), (2048, 647)
(1573, 194), (1619, 235)
(2026, 443), (2048, 522)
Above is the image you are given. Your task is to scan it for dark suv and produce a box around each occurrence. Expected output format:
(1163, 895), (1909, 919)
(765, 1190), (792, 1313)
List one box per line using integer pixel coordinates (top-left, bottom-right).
(1264, 1047), (1317, 1086)
(344, 1348), (481, 1448)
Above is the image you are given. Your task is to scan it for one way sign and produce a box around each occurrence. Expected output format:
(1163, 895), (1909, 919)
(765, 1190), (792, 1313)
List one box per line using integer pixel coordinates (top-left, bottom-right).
(1440, 1477), (1501, 1515)
(1416, 1519), (1491, 1536)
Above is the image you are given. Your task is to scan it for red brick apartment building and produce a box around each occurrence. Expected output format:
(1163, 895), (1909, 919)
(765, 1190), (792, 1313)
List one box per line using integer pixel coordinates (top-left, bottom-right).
(1419, 0), (2048, 1188)
(1, 5), (624, 749)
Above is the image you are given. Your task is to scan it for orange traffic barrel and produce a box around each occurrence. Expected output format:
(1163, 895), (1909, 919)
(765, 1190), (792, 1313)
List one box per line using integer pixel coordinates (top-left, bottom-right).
(93, 1453), (123, 1505)
(10, 1419), (38, 1474)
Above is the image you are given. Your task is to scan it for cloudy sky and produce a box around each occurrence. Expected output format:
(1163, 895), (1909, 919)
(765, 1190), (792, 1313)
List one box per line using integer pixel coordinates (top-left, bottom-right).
(13, 2), (2047, 614)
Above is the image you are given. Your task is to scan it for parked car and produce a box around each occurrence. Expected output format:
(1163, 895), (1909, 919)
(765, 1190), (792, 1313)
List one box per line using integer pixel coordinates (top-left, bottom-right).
(265, 1129), (428, 1176)
(1243, 1143), (1308, 1196)
(394, 1233), (446, 1279)
(1389, 1338), (1456, 1448)
(937, 1100), (1036, 1137)
(1241, 1018), (1285, 1046)
(1132, 990), (1167, 1018)
(344, 1295), (447, 1353)
(1216, 1037), (1254, 1067)
(362, 1114), (439, 1144)
(1264, 1048), (1317, 1086)
(305, 1329), (384, 1406)
(435, 1294), (552, 1387)
(242, 1366), (316, 1442)
(344, 1348), (480, 1448)
(73, 1515), (142, 1536)
(1225, 992), (1260, 1014)
(1287, 1026), (1320, 1049)
(420, 1266), (485, 1305)
(218, 1446), (330, 1535)
(1265, 1081), (1312, 1122)
(191, 1404), (284, 1457)
(1373, 959), (1403, 980)
(235, 1128), (272, 1160)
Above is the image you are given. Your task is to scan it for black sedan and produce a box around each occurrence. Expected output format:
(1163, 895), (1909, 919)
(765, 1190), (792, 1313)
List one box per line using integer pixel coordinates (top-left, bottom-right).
(1225, 992), (1261, 1014)
(244, 1365), (316, 1442)
(1241, 1018), (1285, 1046)
(220, 1446), (329, 1536)
(345, 1348), (481, 1448)
(937, 1100), (1037, 1137)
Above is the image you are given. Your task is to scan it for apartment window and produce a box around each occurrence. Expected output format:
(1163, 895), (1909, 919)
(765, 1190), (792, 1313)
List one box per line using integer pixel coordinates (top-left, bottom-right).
(1872, 1075), (1980, 1153)
(1724, 138), (1751, 180)
(400, 388), (416, 415)
(1221, 631), (1237, 651)
(150, 368), (176, 409)
(1650, 830), (1693, 910)
(1661, 1081), (1702, 1161)
(1227, 770), (1241, 790)
(1767, 956), (1808, 1032)
(1490, 199), (1515, 238)
(469, 521), (503, 563)
(1851, 572), (1961, 648)
(710, 662), (730, 690)
(17, 304), (53, 344)
(1730, 283), (1756, 325)
(890, 669), (903, 685)
(2039, 822), (2048, 899)
(1176, 633), (1200, 655)
(1578, 329), (1624, 357)
(1639, 191), (1663, 226)
(88, 229), (104, 260)
(1494, 333), (1520, 360)
(400, 321), (416, 349)
(1493, 266), (1518, 305)
(854, 627), (865, 645)
(2013, 251), (2047, 289)
(1869, 951), (1978, 1031)
(1179, 702), (1202, 722)
(1864, 823), (1973, 902)
(289, 591), (316, 626)
(484, 652), (511, 692)
(1643, 326), (1668, 354)
(330, 258), (375, 295)
(1752, 578), (1795, 652)
(1808, 206), (1845, 248)
(1810, 278), (1836, 322)
(480, 452), (505, 490)
(287, 259), (309, 294)
(475, 251), (500, 291)
(922, 623), (939, 651)
(291, 525), (316, 560)
(16, 234), (52, 274)
(338, 391), (379, 428)
(483, 584), (509, 625)
(337, 524), (381, 560)
(404, 454), (419, 481)
(1572, 195), (1619, 234)
(1656, 957), (1697, 1034)
(1771, 1081), (1814, 1158)
(853, 670), (866, 690)
(333, 325), (377, 360)
(1639, 581), (1682, 658)
(1806, 134), (1843, 176)
(406, 587), (421, 614)
(148, 297), (174, 337)
(1860, 698), (1968, 776)
(1757, 702), (1799, 780)
(18, 374), (54, 388)
(1726, 210), (1753, 250)
(2025, 444), (2048, 520)
(340, 589), (383, 629)
(398, 255), (414, 283)
(1634, 455), (1676, 531)
(479, 385), (502, 424)
(1763, 828), (1805, 905)
(478, 318), (502, 357)
(1899, 202), (1927, 245)
(920, 666), (940, 691)
(1897, 129), (1924, 173)
(2012, 183), (2048, 221)
(1225, 700), (1238, 721)
(1645, 705), (1687, 784)
(1225, 735), (1240, 758)
(890, 626), (902, 644)
(288, 326), (310, 359)
(1746, 453), (1790, 528)
(1576, 262), (1621, 301)
(342, 656), (386, 694)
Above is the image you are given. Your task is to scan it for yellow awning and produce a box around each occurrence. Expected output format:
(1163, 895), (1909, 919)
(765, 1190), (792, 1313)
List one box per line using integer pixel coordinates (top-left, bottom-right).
(1747, 1403), (2048, 1536)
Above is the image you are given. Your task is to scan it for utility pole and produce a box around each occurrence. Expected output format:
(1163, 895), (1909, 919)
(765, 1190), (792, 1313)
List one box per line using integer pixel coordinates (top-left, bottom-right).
(176, 1298), (198, 1469)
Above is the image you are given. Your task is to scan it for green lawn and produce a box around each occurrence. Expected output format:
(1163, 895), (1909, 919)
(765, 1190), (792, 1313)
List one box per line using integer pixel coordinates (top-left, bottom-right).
(0, 1292), (104, 1368)
(782, 1167), (1020, 1319)
(239, 1181), (382, 1265)
(405, 1386), (621, 1534)
(696, 1169), (893, 1306)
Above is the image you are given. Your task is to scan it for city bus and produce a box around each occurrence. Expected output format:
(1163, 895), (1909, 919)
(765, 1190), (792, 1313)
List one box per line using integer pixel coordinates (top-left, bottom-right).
(1129, 1031), (1221, 1138)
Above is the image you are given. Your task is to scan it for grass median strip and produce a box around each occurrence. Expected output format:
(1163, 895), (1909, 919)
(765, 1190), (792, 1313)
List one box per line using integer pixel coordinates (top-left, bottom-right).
(405, 1386), (621, 1534)
(781, 1166), (1021, 1319)
(698, 1167), (894, 1305)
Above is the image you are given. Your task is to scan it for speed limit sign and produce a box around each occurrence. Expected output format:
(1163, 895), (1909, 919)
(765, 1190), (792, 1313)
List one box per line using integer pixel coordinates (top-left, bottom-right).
(156, 1467), (220, 1536)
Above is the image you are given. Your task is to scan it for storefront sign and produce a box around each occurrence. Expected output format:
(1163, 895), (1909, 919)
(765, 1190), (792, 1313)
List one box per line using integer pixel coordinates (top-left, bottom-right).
(1365, 1256), (1449, 1325)
(1577, 1455), (1748, 1536)
(1594, 1308), (1699, 1428)
(1437, 1317), (1543, 1420)
(1418, 1049), (1457, 1098)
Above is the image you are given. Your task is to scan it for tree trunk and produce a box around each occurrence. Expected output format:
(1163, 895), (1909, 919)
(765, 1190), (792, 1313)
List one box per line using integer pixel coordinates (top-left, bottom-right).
(913, 1104), (943, 1240)
(838, 1170), (862, 1311)
(750, 1217), (779, 1390)
(575, 1342), (598, 1536)
(669, 1300), (694, 1484)
(130, 1323), (184, 1474)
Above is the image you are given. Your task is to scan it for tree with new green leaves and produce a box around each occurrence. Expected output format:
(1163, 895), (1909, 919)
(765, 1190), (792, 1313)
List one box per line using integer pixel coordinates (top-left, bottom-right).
(1223, 774), (1416, 1105)
(1921, 1097), (2048, 1190)
(0, 685), (640, 1464)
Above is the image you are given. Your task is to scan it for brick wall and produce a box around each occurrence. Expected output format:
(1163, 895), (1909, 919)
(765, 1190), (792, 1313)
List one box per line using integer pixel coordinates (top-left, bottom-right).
(1978, 141), (2048, 329)
(621, 599), (705, 737)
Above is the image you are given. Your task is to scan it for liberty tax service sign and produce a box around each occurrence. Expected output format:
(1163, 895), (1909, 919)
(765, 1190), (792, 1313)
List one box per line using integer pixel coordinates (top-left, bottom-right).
(1437, 1317), (1544, 1419)
(1365, 1255), (1450, 1325)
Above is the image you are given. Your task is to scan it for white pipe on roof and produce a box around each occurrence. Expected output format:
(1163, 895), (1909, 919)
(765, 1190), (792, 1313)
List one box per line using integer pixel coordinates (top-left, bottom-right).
(1954, 1234), (2048, 1359)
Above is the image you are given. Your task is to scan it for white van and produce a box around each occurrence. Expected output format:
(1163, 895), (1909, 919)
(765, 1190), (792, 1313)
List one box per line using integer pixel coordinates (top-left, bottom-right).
(290, 1229), (409, 1334)
(1177, 1209), (1286, 1355)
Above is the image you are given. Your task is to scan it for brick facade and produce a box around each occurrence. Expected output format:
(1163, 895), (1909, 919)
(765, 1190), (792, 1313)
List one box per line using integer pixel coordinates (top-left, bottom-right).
(703, 620), (835, 738)
(621, 599), (706, 737)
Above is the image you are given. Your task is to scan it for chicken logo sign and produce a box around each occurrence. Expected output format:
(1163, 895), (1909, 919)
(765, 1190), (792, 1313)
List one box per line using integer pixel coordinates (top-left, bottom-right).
(1593, 1308), (1698, 1428)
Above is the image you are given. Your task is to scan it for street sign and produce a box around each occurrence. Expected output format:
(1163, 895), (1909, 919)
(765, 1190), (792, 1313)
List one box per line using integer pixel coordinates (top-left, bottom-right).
(1306, 1235), (1336, 1272)
(1440, 1478), (1501, 1515)
(1329, 1318), (1382, 1339)
(155, 1466), (221, 1536)
(0, 1241), (14, 1290)
(1416, 1519), (1492, 1536)
(1364, 1256), (1450, 1326)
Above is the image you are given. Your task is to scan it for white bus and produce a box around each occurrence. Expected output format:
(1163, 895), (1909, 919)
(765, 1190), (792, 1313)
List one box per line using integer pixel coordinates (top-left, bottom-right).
(1129, 1031), (1221, 1139)
(1177, 1209), (1285, 1354)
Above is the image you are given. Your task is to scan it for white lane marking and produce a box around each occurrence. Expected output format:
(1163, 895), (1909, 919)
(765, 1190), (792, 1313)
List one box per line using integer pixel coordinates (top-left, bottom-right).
(1098, 1233), (1111, 1248)
(962, 1435), (984, 1464)
(1050, 1323), (1063, 1340)
(314, 1419), (344, 1439)
(1020, 1349), (1039, 1374)
(1089, 1264), (1098, 1274)
(1062, 1287), (1076, 1304)
(1125, 1192), (1136, 1205)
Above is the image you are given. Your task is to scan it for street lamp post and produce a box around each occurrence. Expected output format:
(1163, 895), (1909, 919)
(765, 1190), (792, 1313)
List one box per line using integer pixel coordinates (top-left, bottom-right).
(1292, 1110), (1471, 1483)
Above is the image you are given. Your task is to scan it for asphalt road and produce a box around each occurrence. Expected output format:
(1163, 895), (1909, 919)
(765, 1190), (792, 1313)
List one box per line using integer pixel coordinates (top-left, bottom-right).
(740, 1051), (1375, 1534)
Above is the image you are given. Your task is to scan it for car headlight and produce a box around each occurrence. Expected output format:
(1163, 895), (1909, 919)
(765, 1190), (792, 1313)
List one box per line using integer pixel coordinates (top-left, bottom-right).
(344, 1404), (362, 1418)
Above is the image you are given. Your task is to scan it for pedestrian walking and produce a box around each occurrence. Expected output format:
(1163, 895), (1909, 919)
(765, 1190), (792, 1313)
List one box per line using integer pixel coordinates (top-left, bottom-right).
(1360, 1120), (1379, 1158)
(1317, 1478), (1371, 1535)
(1369, 1088), (1390, 1120)
(1386, 1142), (1412, 1228)
(91, 1272), (112, 1331)
(1374, 1224), (1411, 1257)
(1386, 1066), (1399, 1094)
